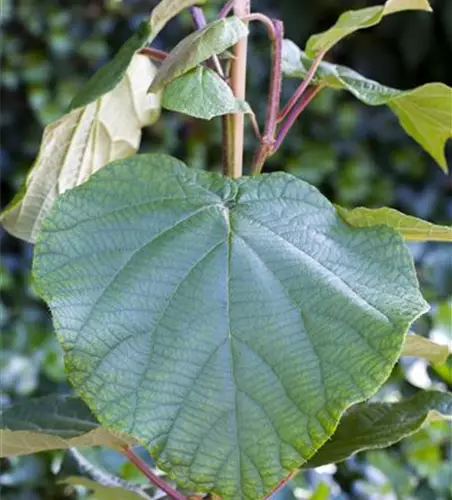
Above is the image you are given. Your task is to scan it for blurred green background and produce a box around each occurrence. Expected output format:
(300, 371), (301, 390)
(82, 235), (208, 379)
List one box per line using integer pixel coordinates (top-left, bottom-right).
(1, 0), (451, 499)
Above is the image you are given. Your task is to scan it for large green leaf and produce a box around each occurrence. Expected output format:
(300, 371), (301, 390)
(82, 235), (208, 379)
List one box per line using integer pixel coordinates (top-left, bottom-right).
(61, 477), (145, 500)
(150, 0), (208, 36)
(0, 395), (136, 457)
(149, 17), (248, 93)
(402, 333), (450, 364)
(335, 206), (452, 241)
(1, 55), (161, 243)
(282, 41), (452, 171)
(305, 0), (432, 56)
(162, 66), (250, 119)
(33, 154), (428, 499)
(303, 391), (452, 469)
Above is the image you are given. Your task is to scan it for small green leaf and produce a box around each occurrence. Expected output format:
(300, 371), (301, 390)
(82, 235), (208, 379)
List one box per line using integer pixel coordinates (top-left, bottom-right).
(0, 395), (136, 457)
(61, 477), (145, 500)
(162, 66), (250, 120)
(69, 21), (152, 110)
(33, 154), (427, 499)
(1, 55), (161, 243)
(149, 17), (248, 93)
(305, 0), (432, 56)
(303, 391), (452, 469)
(335, 206), (452, 241)
(150, 0), (208, 37)
(310, 483), (330, 500)
(283, 41), (452, 171)
(402, 333), (450, 364)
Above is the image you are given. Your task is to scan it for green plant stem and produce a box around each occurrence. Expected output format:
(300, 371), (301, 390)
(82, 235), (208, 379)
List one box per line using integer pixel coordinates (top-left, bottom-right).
(122, 447), (187, 500)
(251, 19), (283, 175)
(224, 0), (250, 178)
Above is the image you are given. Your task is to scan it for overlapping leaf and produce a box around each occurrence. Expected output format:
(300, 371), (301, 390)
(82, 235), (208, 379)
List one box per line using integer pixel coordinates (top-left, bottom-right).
(150, 0), (208, 36)
(61, 478), (145, 500)
(303, 391), (452, 469)
(162, 66), (250, 119)
(0, 395), (136, 457)
(149, 17), (248, 92)
(305, 0), (432, 56)
(283, 41), (452, 171)
(335, 206), (452, 241)
(33, 154), (427, 499)
(1, 55), (161, 243)
(402, 334), (450, 364)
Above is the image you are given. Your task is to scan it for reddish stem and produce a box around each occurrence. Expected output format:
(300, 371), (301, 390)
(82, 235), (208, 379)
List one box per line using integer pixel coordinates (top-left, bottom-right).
(122, 447), (187, 500)
(251, 19), (284, 175)
(278, 50), (325, 122)
(138, 47), (168, 62)
(241, 13), (277, 40)
(190, 6), (207, 28)
(273, 85), (323, 154)
(219, 0), (234, 18)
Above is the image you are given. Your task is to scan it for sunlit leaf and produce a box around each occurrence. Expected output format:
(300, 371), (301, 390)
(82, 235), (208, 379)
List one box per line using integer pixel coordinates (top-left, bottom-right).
(162, 66), (250, 119)
(149, 17), (248, 92)
(310, 482), (330, 500)
(150, 0), (208, 37)
(61, 477), (145, 500)
(33, 154), (427, 499)
(402, 334), (450, 364)
(0, 395), (136, 457)
(305, 0), (432, 56)
(335, 206), (452, 241)
(283, 41), (452, 171)
(303, 391), (452, 469)
(1, 55), (161, 243)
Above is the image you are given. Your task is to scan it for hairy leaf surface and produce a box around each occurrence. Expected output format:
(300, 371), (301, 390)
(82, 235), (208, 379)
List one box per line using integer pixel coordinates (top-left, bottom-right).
(402, 334), (450, 364)
(305, 0), (432, 56)
(1, 55), (161, 243)
(33, 154), (427, 499)
(162, 66), (250, 119)
(303, 391), (452, 468)
(149, 17), (248, 92)
(283, 41), (452, 171)
(335, 206), (452, 241)
(0, 395), (136, 457)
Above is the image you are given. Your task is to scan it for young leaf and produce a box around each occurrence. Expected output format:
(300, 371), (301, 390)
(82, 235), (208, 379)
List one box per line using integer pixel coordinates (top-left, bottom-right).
(149, 17), (248, 93)
(1, 55), (161, 243)
(282, 41), (452, 171)
(61, 477), (145, 500)
(335, 206), (452, 241)
(0, 394), (136, 457)
(69, 21), (152, 111)
(302, 391), (452, 469)
(305, 0), (432, 56)
(33, 154), (427, 500)
(162, 66), (250, 120)
(402, 333), (450, 364)
(150, 0), (208, 37)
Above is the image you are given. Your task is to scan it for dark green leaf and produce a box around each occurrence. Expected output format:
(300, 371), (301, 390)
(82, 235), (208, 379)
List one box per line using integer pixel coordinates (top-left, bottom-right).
(283, 41), (452, 171)
(305, 0), (432, 56)
(335, 206), (452, 241)
(33, 154), (427, 499)
(162, 66), (250, 119)
(0, 395), (137, 457)
(149, 17), (248, 93)
(303, 391), (452, 469)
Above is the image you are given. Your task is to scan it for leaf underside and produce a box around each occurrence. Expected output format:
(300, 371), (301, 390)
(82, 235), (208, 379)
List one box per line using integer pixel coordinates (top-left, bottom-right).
(150, 0), (208, 37)
(61, 477), (144, 500)
(0, 394), (136, 457)
(33, 154), (427, 499)
(1, 55), (161, 243)
(303, 390), (452, 469)
(282, 41), (452, 171)
(402, 334), (450, 364)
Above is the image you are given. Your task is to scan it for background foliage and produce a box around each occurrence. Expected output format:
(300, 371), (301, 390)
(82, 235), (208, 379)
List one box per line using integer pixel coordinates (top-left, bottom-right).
(1, 0), (451, 498)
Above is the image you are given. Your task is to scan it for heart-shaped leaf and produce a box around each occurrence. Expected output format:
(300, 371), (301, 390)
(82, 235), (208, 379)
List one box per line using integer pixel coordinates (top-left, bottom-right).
(149, 17), (248, 93)
(33, 154), (427, 499)
(402, 334), (450, 364)
(1, 55), (161, 243)
(283, 41), (452, 171)
(305, 0), (432, 56)
(162, 66), (250, 119)
(150, 0), (208, 37)
(302, 390), (452, 469)
(0, 395), (136, 457)
(336, 206), (452, 241)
